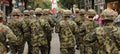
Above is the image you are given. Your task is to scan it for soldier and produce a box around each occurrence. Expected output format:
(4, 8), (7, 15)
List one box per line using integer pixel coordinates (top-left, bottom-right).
(55, 9), (64, 27)
(7, 9), (25, 54)
(84, 8), (119, 54)
(42, 9), (56, 54)
(80, 9), (98, 54)
(72, 8), (79, 20)
(42, 9), (56, 27)
(22, 10), (32, 54)
(56, 9), (64, 21)
(35, 8), (51, 54)
(114, 14), (120, 51)
(55, 8), (64, 32)
(30, 10), (35, 18)
(55, 10), (78, 54)
(72, 9), (86, 50)
(0, 10), (17, 54)
(28, 8), (45, 54)
(22, 8), (46, 54)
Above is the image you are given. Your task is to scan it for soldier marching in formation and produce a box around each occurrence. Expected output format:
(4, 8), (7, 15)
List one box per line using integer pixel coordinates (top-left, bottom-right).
(7, 9), (25, 54)
(55, 10), (78, 54)
(0, 5), (120, 54)
(0, 10), (17, 54)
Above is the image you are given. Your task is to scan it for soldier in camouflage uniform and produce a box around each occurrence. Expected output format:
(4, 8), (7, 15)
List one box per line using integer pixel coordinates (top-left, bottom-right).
(30, 10), (35, 18)
(35, 8), (51, 54)
(22, 9), (46, 54)
(55, 9), (64, 31)
(55, 10), (78, 54)
(27, 8), (46, 54)
(22, 10), (32, 54)
(42, 9), (56, 54)
(80, 9), (98, 54)
(114, 14), (120, 51)
(56, 9), (64, 22)
(42, 9), (56, 27)
(7, 9), (25, 54)
(72, 9), (86, 50)
(72, 8), (79, 20)
(84, 8), (119, 54)
(0, 10), (17, 54)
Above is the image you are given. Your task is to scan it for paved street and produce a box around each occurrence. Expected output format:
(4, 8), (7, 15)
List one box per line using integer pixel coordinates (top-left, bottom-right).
(7, 32), (80, 54)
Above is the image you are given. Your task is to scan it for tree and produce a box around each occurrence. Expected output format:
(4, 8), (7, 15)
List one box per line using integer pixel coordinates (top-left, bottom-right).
(38, 0), (51, 9)
(27, 0), (51, 9)
(58, 0), (77, 9)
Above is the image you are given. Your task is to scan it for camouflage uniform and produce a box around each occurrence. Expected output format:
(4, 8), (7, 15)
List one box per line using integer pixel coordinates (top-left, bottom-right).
(80, 9), (98, 54)
(30, 17), (46, 54)
(56, 9), (64, 22)
(55, 9), (64, 33)
(22, 10), (32, 54)
(56, 10), (78, 54)
(0, 23), (17, 54)
(84, 8), (119, 54)
(0, 10), (17, 54)
(34, 8), (51, 54)
(42, 9), (56, 54)
(7, 9), (25, 54)
(114, 14), (120, 51)
(72, 9), (86, 50)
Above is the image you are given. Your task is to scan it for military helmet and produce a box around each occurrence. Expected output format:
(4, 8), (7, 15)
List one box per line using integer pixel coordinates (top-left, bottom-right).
(42, 9), (51, 15)
(75, 8), (79, 13)
(30, 10), (35, 15)
(79, 9), (86, 15)
(101, 8), (117, 20)
(63, 10), (72, 17)
(35, 8), (42, 14)
(11, 9), (21, 16)
(58, 9), (64, 14)
(23, 10), (30, 15)
(87, 9), (96, 16)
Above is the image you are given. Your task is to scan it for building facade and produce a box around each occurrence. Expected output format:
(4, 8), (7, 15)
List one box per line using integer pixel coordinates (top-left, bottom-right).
(80, 0), (120, 14)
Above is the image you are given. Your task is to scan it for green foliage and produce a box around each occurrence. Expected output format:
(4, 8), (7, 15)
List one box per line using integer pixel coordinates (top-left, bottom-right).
(28, 0), (51, 9)
(58, 0), (78, 9)
(39, 0), (51, 9)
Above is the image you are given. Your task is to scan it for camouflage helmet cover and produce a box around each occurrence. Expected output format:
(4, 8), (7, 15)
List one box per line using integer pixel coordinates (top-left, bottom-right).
(30, 10), (35, 15)
(101, 8), (117, 20)
(23, 10), (30, 15)
(63, 10), (72, 17)
(75, 8), (79, 13)
(11, 9), (21, 15)
(35, 8), (42, 14)
(57, 8), (64, 14)
(87, 9), (96, 16)
(79, 9), (86, 14)
(42, 9), (51, 15)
